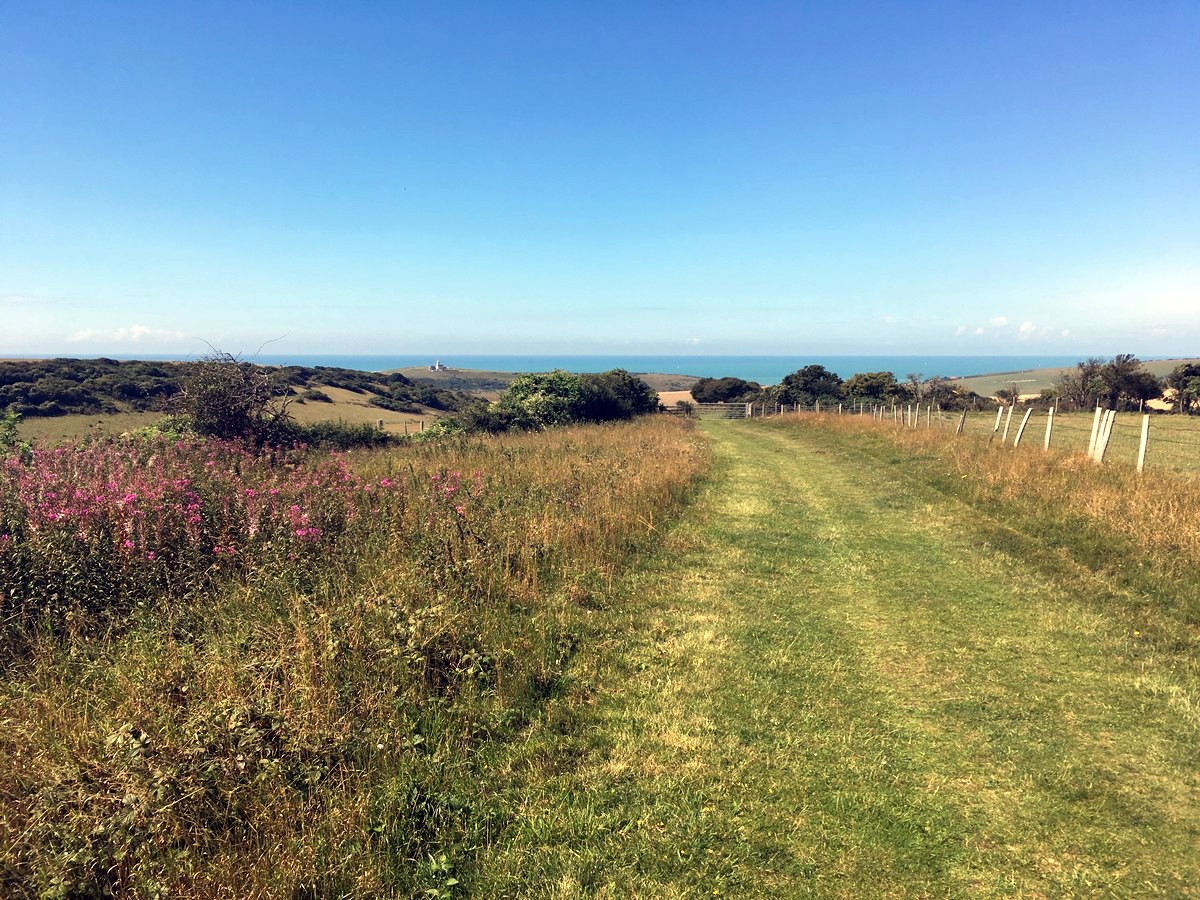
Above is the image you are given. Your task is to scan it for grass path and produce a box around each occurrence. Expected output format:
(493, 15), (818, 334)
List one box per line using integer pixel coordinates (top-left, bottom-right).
(475, 420), (1199, 897)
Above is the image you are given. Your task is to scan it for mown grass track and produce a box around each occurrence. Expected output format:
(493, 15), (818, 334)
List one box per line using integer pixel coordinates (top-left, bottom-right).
(475, 419), (1199, 897)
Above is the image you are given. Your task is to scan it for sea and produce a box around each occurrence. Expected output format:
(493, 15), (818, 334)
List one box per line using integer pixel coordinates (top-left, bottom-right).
(245, 354), (1083, 385)
(21, 353), (1085, 385)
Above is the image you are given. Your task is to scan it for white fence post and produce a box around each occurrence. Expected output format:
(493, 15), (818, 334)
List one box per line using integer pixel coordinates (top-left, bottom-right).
(1137, 414), (1150, 473)
(988, 408), (1008, 441)
(1013, 407), (1034, 447)
(1044, 407), (1054, 450)
(1093, 409), (1116, 463)
(1087, 405), (1103, 457)
(1001, 404), (1015, 443)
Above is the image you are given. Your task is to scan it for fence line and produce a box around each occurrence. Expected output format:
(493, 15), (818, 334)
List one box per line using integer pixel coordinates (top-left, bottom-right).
(725, 399), (1200, 474)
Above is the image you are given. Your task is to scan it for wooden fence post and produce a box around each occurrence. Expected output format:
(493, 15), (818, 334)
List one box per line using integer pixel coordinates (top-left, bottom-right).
(1093, 409), (1116, 463)
(1013, 407), (1034, 446)
(989, 406), (1003, 443)
(955, 410), (967, 435)
(1043, 407), (1054, 450)
(1137, 414), (1150, 473)
(1001, 404), (1015, 443)
(1087, 405), (1103, 457)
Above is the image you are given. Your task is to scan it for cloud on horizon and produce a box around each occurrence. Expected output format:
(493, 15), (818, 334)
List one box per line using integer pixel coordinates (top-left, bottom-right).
(67, 324), (187, 344)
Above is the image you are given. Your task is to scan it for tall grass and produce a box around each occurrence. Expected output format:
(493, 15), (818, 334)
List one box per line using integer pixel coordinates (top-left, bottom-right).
(0, 417), (707, 897)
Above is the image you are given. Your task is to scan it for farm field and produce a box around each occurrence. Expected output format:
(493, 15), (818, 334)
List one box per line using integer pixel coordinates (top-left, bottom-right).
(285, 385), (440, 433)
(15, 389), (443, 443)
(471, 418), (1200, 896)
(951, 356), (1200, 399)
(850, 404), (1200, 473)
(14, 410), (165, 443)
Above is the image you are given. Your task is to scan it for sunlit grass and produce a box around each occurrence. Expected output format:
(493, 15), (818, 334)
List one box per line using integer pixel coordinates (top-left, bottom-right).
(0, 417), (708, 897)
(471, 419), (1200, 896)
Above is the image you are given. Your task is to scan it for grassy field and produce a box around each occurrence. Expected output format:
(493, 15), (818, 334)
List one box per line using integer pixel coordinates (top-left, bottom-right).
(6, 411), (1200, 895)
(951, 357), (1200, 399)
(0, 418), (708, 896)
(861, 404), (1200, 473)
(287, 385), (440, 433)
(14, 410), (166, 443)
(467, 417), (1200, 896)
(15, 389), (443, 443)
(13, 370), (686, 442)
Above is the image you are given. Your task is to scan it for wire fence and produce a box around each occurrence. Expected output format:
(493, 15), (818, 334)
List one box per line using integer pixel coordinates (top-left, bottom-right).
(740, 401), (1200, 474)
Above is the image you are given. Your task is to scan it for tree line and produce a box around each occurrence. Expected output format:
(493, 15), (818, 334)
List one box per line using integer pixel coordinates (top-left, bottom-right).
(1049, 355), (1199, 413)
(690, 367), (984, 409)
(689, 357), (1200, 414)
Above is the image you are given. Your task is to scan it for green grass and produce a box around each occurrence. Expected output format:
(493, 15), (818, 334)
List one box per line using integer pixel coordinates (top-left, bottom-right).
(7, 415), (1198, 895)
(0, 419), (709, 897)
(471, 419), (1200, 896)
(869, 404), (1200, 473)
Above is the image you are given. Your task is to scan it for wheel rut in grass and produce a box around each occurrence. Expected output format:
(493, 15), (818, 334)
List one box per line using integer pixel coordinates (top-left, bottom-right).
(478, 420), (1200, 898)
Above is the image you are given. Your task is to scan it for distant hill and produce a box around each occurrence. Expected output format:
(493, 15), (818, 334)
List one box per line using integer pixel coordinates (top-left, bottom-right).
(393, 365), (700, 397)
(952, 357), (1200, 398)
(0, 358), (470, 419)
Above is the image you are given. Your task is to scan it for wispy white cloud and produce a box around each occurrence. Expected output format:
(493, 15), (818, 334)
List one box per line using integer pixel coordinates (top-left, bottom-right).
(973, 326), (985, 335)
(1018, 321), (1036, 338)
(955, 325), (967, 336)
(67, 324), (187, 344)
(988, 315), (1009, 328)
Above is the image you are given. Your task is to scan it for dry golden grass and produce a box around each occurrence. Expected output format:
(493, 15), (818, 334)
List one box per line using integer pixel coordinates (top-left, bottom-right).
(287, 385), (440, 433)
(657, 390), (695, 408)
(15, 393), (443, 443)
(0, 417), (709, 897)
(15, 411), (165, 442)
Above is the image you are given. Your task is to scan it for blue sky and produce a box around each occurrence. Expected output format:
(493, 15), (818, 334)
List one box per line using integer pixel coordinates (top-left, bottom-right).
(2, 1), (1198, 357)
